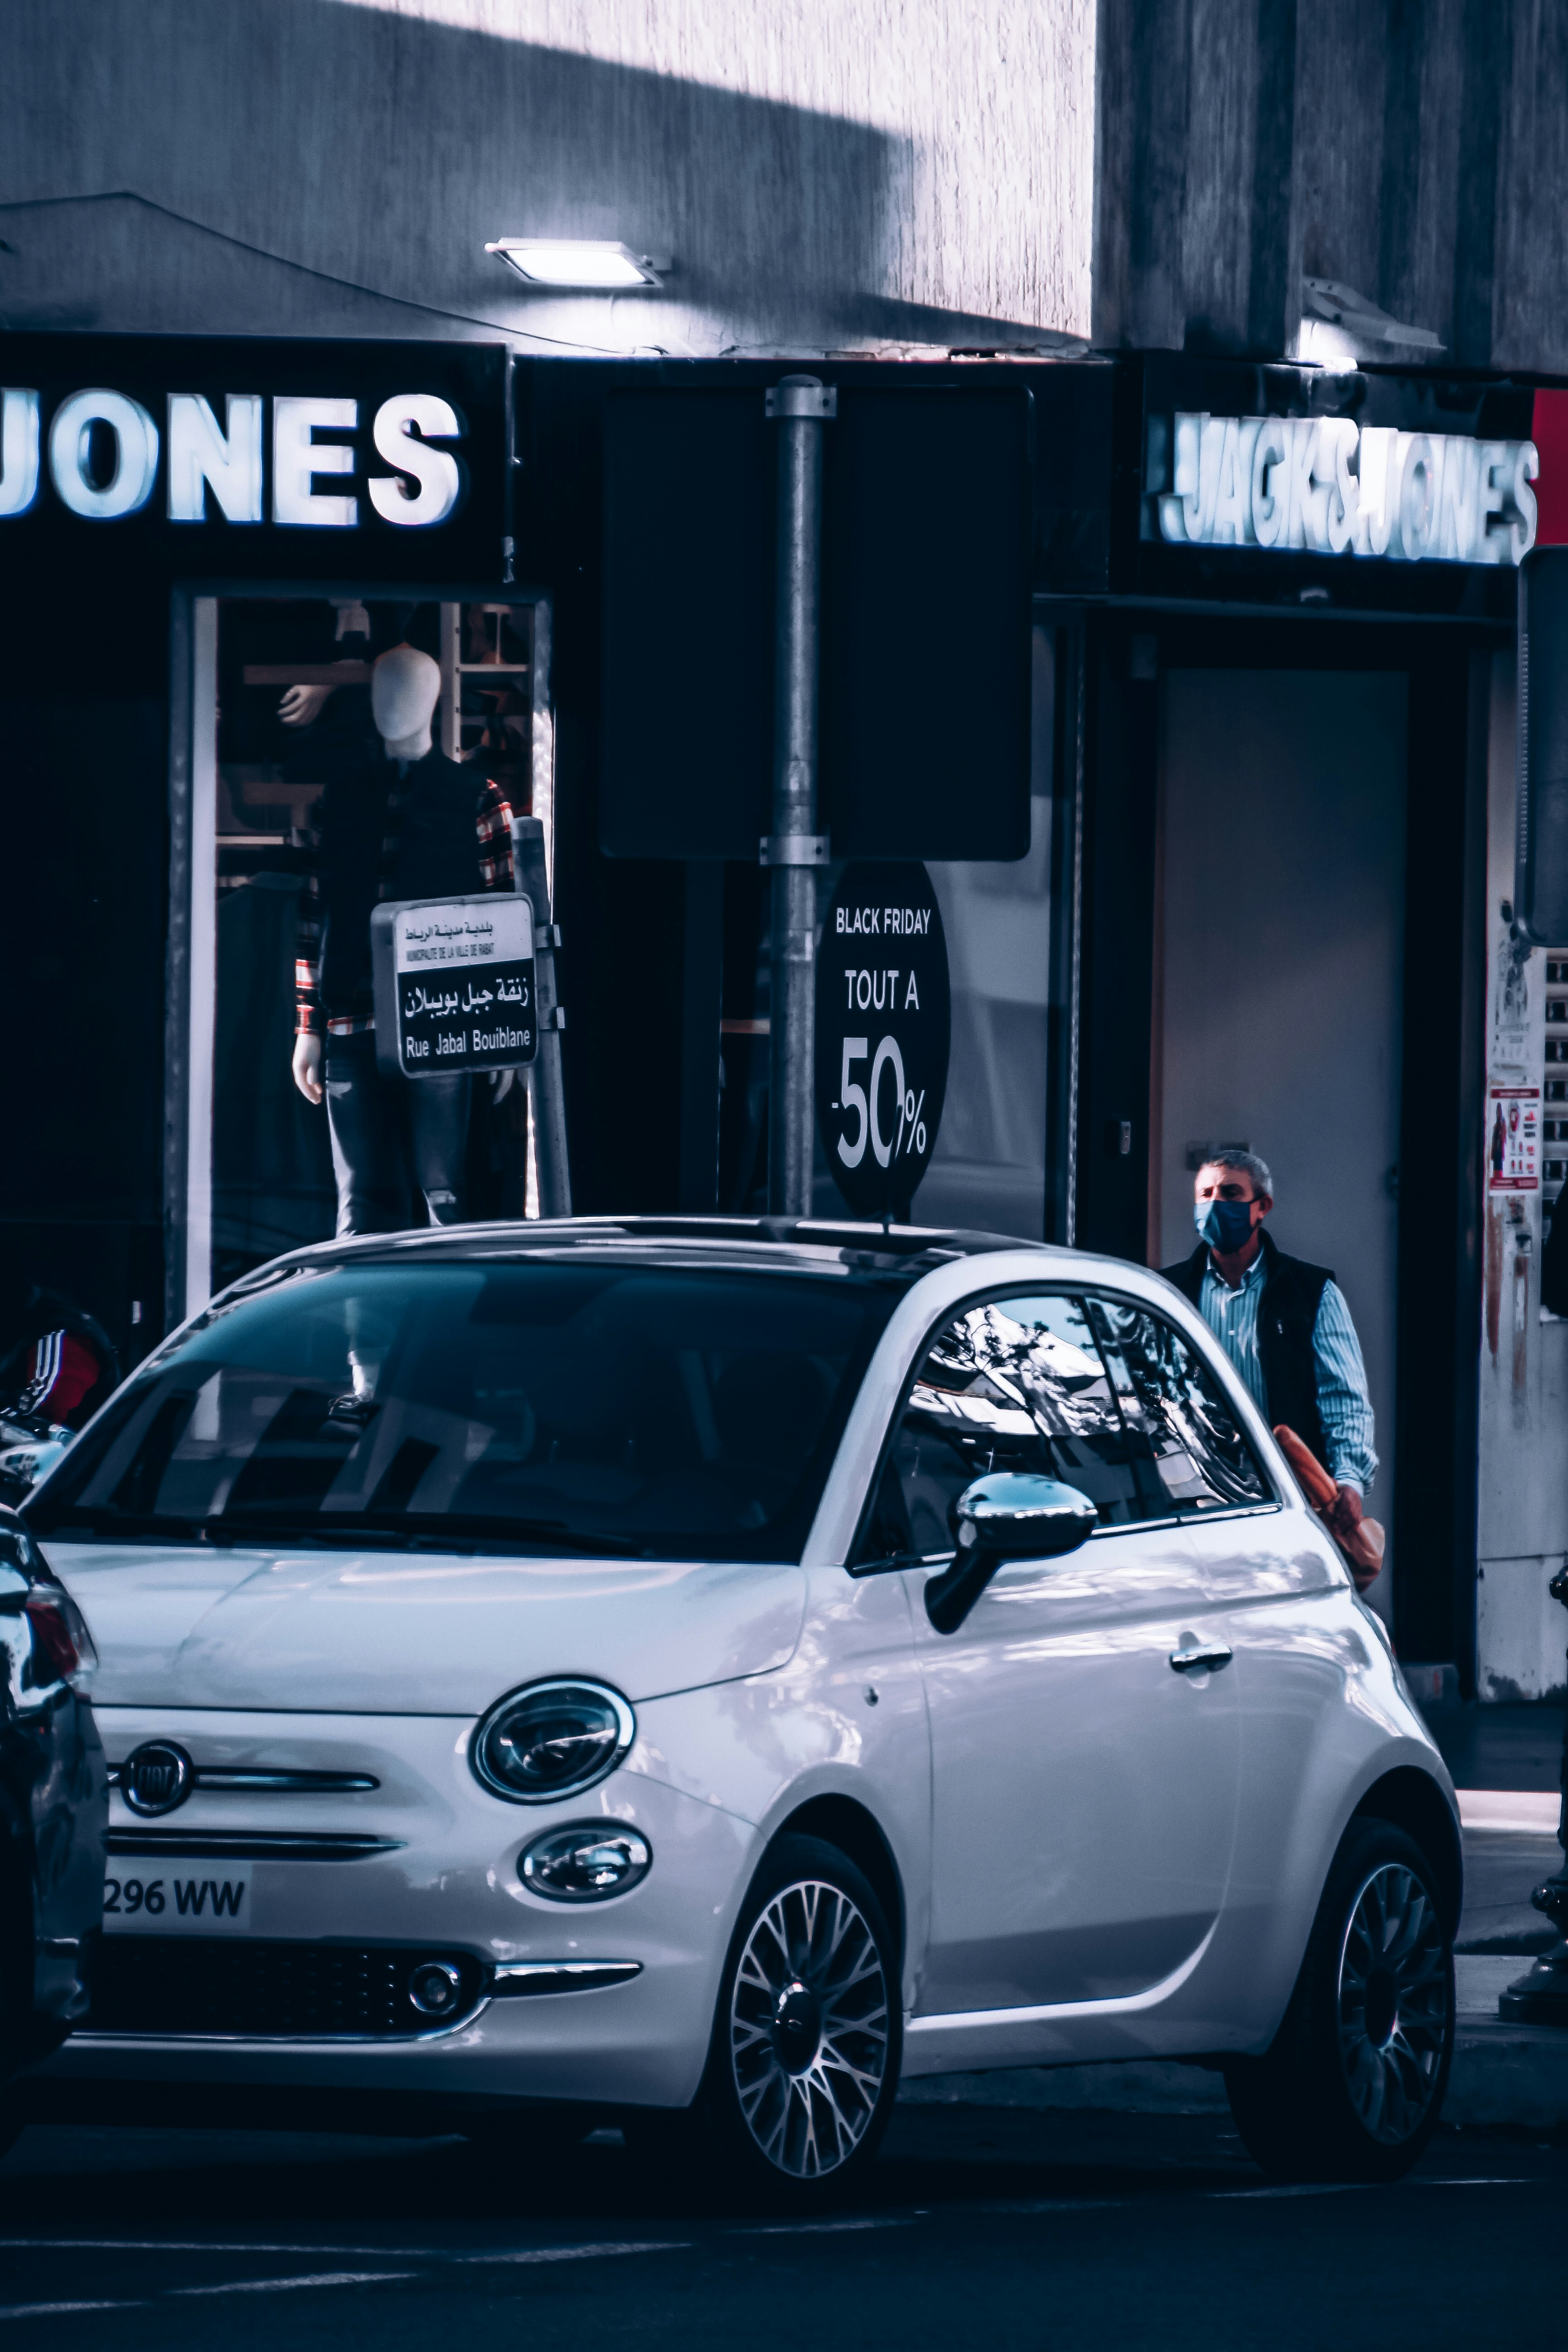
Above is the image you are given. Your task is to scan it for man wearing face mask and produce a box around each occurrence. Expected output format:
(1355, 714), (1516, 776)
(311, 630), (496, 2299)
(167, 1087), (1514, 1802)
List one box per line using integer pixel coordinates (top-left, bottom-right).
(1162, 1149), (1376, 1556)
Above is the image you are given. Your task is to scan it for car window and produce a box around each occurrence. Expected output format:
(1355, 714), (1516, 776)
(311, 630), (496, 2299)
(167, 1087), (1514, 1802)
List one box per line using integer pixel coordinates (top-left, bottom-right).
(1083, 1295), (1271, 1513)
(29, 1259), (900, 1564)
(861, 1293), (1161, 1558)
(860, 1288), (1268, 1561)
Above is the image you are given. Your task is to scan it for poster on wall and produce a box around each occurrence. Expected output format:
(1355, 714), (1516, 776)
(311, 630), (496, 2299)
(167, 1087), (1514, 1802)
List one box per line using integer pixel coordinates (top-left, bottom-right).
(1487, 1084), (1540, 1191)
(814, 860), (951, 1220)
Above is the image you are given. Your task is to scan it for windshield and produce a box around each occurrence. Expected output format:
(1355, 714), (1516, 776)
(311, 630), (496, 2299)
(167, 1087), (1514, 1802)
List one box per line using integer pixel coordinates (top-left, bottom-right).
(29, 1258), (898, 1562)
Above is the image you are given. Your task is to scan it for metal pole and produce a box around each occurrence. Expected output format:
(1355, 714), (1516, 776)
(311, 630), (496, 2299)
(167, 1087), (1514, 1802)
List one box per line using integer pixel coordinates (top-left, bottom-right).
(1065, 627), (1085, 1250)
(764, 374), (835, 1218)
(510, 814), (572, 1219)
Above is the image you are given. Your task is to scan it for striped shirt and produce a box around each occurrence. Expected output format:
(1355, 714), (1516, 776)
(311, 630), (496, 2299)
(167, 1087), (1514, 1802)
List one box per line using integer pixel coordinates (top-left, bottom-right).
(1198, 1251), (1378, 1495)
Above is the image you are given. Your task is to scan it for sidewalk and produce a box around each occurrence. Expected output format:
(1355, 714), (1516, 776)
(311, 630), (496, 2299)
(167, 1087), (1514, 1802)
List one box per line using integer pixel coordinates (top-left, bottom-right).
(1455, 1826), (1560, 1952)
(1416, 1698), (1565, 1793)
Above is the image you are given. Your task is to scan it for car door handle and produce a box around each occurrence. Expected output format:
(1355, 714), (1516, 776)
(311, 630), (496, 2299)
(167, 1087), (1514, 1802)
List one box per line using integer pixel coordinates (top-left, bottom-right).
(1169, 1643), (1233, 1674)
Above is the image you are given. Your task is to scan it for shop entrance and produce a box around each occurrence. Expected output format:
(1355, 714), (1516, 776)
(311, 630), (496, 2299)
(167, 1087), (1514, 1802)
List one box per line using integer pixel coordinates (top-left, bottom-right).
(176, 589), (550, 1316)
(1154, 669), (1408, 1589)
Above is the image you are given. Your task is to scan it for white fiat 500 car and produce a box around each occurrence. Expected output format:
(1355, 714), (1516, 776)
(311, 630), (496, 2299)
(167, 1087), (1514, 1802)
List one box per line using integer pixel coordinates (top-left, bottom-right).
(23, 1219), (1458, 2201)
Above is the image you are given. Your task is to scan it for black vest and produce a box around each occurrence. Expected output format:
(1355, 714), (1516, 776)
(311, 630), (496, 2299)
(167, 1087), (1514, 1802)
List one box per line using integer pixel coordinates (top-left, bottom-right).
(317, 751), (481, 1018)
(1163, 1231), (1334, 1472)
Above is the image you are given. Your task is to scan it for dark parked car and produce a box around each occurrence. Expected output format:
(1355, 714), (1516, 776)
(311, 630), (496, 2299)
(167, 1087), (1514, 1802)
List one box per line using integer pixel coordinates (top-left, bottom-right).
(0, 1504), (105, 2123)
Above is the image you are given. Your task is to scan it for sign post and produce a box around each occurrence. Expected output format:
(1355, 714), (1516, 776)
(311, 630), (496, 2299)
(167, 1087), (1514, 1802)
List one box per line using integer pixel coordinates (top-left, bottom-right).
(815, 861), (951, 1223)
(763, 374), (836, 1217)
(510, 814), (572, 1220)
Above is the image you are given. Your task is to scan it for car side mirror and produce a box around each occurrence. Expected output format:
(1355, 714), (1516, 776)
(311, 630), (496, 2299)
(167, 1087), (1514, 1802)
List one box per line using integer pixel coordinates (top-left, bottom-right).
(923, 1472), (1098, 1636)
(0, 1430), (70, 1508)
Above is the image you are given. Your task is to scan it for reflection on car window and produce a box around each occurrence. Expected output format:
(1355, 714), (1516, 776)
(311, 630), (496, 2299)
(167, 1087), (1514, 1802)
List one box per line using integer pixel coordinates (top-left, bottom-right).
(864, 1289), (1267, 1558)
(1085, 1297), (1269, 1512)
(29, 1260), (899, 1564)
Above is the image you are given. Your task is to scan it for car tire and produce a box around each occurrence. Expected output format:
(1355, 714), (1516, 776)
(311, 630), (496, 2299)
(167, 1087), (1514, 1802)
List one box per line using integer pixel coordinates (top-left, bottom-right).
(1225, 1816), (1455, 2183)
(676, 1834), (902, 2210)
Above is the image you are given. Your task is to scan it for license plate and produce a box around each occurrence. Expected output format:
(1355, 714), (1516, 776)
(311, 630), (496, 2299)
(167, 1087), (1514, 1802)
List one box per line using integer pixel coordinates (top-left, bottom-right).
(103, 1864), (254, 1932)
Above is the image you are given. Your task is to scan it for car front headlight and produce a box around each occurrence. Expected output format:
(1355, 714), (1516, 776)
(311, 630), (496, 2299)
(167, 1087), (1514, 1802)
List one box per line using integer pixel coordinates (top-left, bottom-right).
(519, 1823), (652, 1901)
(470, 1678), (635, 1805)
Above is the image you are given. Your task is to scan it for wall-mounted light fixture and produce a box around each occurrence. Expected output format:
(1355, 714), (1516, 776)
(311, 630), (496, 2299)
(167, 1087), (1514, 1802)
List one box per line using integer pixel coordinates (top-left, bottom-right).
(485, 239), (665, 290)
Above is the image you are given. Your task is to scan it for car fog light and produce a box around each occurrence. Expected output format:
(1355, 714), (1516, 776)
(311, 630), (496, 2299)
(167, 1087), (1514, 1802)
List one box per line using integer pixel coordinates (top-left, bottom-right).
(471, 1679), (635, 1804)
(519, 1824), (652, 1903)
(408, 1960), (464, 2016)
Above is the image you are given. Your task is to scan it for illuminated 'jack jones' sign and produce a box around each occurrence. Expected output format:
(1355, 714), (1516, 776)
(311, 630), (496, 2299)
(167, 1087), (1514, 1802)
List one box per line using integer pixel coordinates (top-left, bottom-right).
(1151, 411), (1539, 566)
(0, 386), (466, 528)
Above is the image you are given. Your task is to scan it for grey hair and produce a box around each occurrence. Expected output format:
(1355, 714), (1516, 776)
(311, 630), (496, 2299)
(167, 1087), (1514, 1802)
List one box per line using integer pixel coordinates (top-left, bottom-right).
(1202, 1147), (1273, 1197)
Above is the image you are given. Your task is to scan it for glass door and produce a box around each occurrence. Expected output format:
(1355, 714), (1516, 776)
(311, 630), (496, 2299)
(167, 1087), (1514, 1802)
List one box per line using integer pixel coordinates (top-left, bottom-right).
(176, 591), (551, 1317)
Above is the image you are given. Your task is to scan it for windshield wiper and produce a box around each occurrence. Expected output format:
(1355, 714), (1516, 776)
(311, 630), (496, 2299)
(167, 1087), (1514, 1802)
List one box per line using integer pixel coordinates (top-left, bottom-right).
(200, 1510), (647, 1558)
(26, 1505), (206, 1544)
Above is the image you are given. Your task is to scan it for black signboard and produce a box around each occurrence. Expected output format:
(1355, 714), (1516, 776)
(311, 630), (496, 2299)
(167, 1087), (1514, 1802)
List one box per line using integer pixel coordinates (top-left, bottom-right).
(0, 332), (511, 583)
(815, 861), (950, 1220)
(371, 894), (537, 1078)
(599, 382), (1032, 861)
(1128, 351), (1538, 618)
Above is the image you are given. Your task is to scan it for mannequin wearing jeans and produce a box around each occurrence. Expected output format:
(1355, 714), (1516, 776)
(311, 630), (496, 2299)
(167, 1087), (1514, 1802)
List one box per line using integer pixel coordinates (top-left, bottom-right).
(291, 645), (513, 1235)
(322, 1029), (469, 1234)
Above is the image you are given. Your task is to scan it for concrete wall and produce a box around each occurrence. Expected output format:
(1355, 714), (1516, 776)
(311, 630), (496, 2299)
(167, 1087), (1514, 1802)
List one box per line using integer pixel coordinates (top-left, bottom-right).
(1094, 0), (1568, 372)
(6, 1), (1565, 368)
(0, 0), (1096, 354)
(1477, 650), (1568, 1703)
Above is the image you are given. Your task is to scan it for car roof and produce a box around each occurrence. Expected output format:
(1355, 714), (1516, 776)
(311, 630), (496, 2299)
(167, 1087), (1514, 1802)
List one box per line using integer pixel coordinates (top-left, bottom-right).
(240, 1214), (1064, 1293)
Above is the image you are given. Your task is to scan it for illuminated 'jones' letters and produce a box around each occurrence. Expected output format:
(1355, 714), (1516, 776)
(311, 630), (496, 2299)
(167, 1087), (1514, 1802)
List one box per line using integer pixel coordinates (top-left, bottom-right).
(49, 387), (161, 520)
(0, 388), (40, 518)
(167, 393), (264, 524)
(0, 386), (467, 526)
(368, 393), (463, 528)
(273, 395), (358, 528)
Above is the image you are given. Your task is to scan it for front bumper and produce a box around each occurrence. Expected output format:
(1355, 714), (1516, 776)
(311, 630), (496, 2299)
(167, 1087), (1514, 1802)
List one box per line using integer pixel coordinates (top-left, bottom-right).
(39, 1705), (754, 2110)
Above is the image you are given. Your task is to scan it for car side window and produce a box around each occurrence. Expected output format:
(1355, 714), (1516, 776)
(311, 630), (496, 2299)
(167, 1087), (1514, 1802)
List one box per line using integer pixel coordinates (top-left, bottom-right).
(1083, 1294), (1271, 1513)
(858, 1293), (1169, 1562)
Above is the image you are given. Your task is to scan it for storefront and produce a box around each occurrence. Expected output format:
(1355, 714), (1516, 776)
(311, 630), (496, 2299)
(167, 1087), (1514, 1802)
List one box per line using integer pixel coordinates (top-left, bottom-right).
(0, 330), (519, 1375)
(1, 328), (1562, 1699)
(1051, 352), (1557, 1697)
(0, 332), (1072, 1357)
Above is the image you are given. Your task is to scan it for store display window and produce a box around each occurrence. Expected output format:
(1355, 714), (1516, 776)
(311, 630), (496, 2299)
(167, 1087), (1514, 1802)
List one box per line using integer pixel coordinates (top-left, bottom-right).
(182, 592), (550, 1309)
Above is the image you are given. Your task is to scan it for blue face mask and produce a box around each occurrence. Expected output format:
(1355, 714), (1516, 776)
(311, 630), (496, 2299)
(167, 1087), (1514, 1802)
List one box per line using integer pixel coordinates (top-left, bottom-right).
(1196, 1196), (1257, 1254)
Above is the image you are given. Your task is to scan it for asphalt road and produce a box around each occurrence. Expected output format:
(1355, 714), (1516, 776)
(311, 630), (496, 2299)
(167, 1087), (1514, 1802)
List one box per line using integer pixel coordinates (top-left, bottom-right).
(1, 2104), (1562, 2350)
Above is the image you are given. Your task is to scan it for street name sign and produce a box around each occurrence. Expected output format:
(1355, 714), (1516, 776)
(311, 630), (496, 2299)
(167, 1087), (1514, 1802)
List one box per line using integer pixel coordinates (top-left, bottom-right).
(372, 892), (537, 1078)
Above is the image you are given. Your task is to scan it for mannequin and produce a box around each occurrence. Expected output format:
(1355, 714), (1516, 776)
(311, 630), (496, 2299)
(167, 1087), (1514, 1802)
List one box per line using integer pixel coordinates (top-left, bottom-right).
(279, 598), (372, 730)
(292, 643), (515, 1236)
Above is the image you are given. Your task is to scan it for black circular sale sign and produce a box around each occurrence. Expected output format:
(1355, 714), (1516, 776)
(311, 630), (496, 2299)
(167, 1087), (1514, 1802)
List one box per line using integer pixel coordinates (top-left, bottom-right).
(815, 861), (951, 1220)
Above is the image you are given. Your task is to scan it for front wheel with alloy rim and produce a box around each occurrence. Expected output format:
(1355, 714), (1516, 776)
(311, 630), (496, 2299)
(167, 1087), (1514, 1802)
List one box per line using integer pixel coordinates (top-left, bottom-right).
(1225, 1817), (1455, 2182)
(696, 1835), (901, 2207)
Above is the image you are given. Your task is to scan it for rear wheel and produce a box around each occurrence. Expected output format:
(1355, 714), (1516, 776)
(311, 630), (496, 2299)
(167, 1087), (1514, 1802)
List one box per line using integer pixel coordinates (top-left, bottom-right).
(1226, 1818), (1455, 2182)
